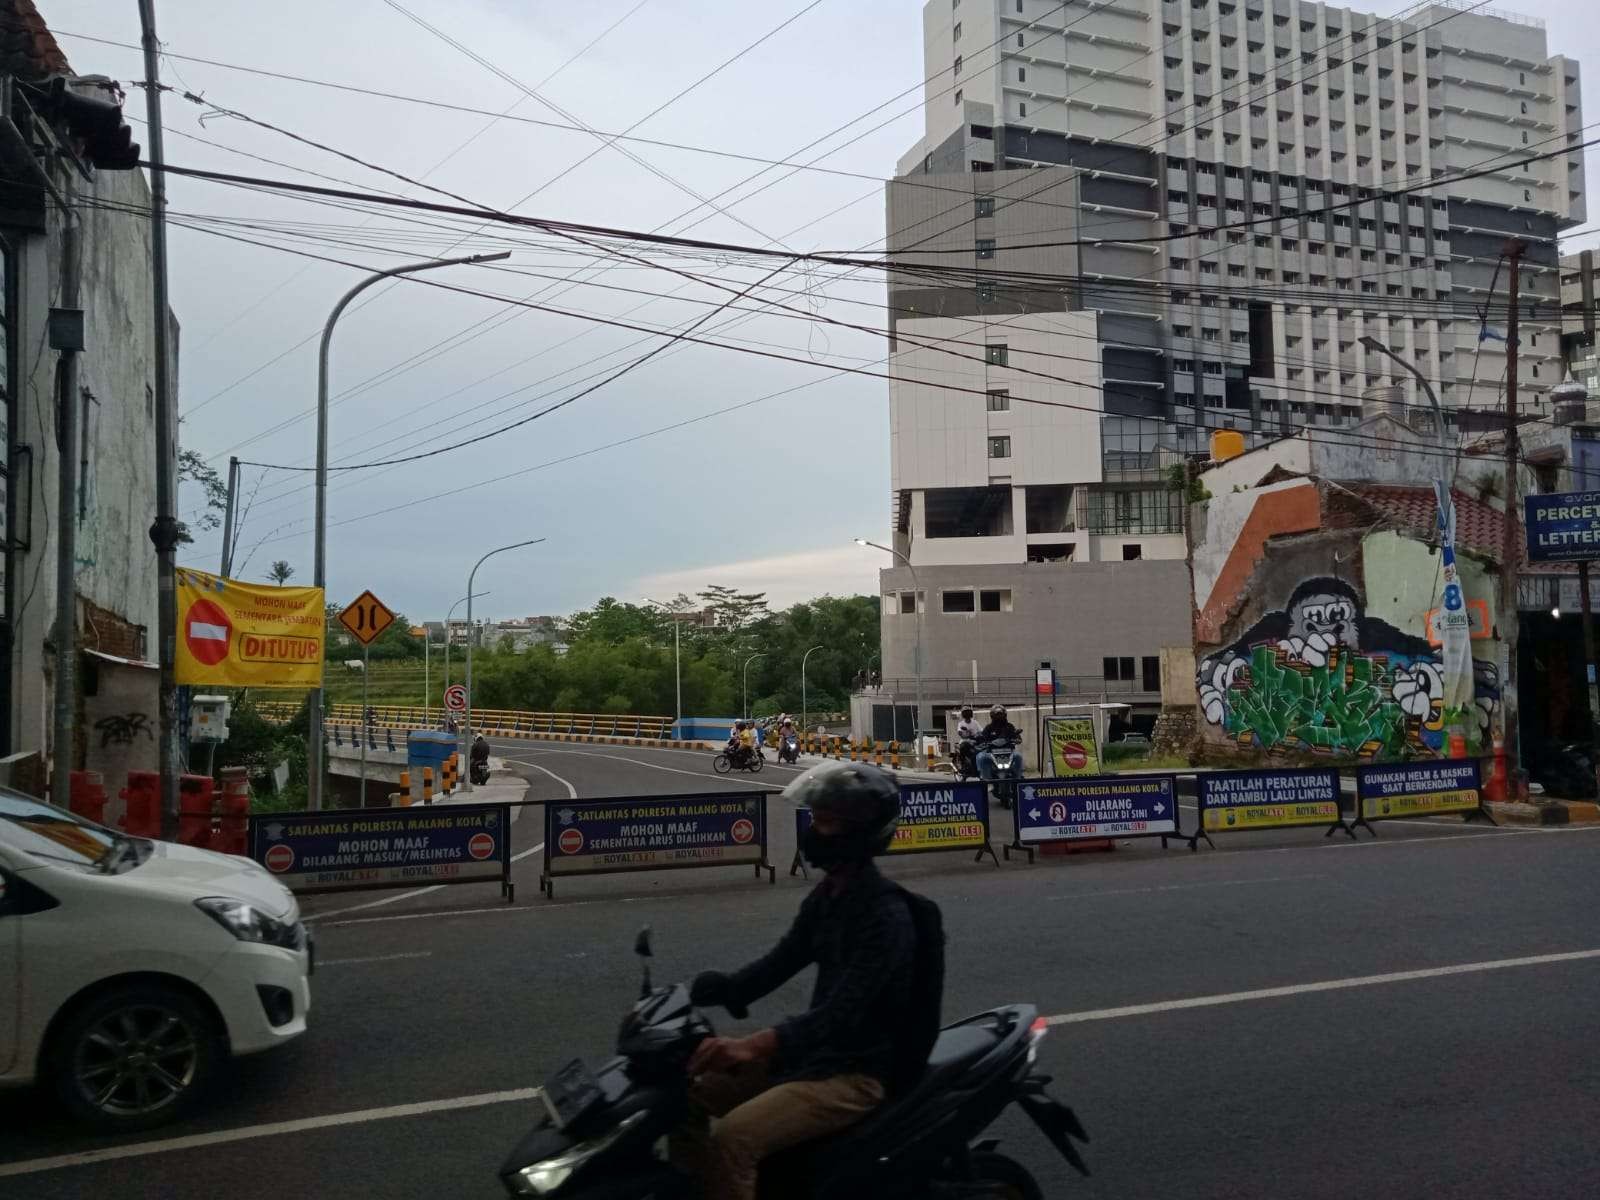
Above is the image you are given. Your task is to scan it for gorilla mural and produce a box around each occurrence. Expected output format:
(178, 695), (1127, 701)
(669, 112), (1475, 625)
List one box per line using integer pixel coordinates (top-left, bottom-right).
(1197, 576), (1498, 758)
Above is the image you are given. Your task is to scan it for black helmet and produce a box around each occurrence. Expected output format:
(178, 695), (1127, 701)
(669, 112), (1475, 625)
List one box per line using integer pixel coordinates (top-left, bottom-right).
(990, 704), (1006, 719)
(785, 762), (900, 866)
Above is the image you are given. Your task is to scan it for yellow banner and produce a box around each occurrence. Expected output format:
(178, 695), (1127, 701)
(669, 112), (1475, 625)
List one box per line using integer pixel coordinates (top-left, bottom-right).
(892, 820), (987, 852)
(1045, 717), (1101, 777)
(1361, 788), (1480, 819)
(1204, 801), (1340, 831)
(175, 568), (325, 687)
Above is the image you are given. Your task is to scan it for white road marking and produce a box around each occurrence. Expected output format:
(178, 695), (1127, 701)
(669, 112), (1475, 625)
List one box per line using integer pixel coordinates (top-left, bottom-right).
(325, 890), (699, 927)
(508, 755), (578, 800)
(12, 942), (1600, 1178)
(1045, 947), (1600, 1027)
(317, 951), (433, 967)
(1047, 874), (1322, 901)
(0, 1087), (540, 1180)
(305, 886), (446, 922)
(512, 841), (546, 863)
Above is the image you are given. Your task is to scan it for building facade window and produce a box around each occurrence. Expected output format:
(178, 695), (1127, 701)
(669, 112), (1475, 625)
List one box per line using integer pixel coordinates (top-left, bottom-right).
(986, 389), (1010, 411)
(988, 436), (1012, 459)
(986, 343), (1008, 366)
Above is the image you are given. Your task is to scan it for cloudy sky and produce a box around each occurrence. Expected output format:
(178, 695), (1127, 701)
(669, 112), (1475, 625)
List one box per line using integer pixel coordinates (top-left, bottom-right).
(39, 0), (1600, 622)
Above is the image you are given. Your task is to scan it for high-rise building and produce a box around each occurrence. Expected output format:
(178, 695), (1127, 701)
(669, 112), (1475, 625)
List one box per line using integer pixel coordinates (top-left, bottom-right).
(1560, 251), (1597, 393)
(871, 0), (1585, 737)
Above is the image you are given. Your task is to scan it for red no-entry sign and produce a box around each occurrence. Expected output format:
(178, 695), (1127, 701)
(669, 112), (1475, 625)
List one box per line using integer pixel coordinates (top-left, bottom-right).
(468, 832), (495, 860)
(185, 597), (233, 667)
(557, 827), (584, 855)
(264, 843), (295, 873)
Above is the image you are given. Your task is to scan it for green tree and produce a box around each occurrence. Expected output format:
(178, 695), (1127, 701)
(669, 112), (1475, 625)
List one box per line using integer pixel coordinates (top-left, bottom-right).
(268, 560), (295, 586)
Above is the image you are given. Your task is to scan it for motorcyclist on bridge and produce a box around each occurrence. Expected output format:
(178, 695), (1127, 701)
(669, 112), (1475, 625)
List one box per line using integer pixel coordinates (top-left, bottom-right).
(681, 763), (924, 1200)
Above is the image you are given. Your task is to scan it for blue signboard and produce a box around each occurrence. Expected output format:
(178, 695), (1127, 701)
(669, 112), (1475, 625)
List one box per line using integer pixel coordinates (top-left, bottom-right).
(1524, 491), (1600, 563)
(1355, 758), (1482, 822)
(1016, 774), (1180, 843)
(250, 803), (510, 895)
(795, 781), (990, 858)
(1197, 768), (1343, 835)
(544, 792), (768, 882)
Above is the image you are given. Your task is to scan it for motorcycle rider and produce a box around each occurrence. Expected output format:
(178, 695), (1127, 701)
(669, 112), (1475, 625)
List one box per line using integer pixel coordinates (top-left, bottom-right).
(726, 722), (749, 768)
(682, 763), (922, 1200)
(976, 704), (1024, 784)
(954, 706), (981, 776)
(777, 713), (799, 762)
(469, 732), (490, 782)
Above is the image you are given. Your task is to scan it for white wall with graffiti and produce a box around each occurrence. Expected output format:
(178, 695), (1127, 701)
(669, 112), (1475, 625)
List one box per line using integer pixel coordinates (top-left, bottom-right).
(1191, 480), (1504, 762)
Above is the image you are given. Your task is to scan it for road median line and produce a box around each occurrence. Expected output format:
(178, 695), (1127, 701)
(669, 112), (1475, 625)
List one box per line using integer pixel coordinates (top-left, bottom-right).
(1045, 947), (1600, 1026)
(0, 1087), (540, 1179)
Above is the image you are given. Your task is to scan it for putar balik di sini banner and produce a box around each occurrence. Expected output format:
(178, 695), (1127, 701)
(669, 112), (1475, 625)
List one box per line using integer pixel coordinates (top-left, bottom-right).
(175, 568), (325, 687)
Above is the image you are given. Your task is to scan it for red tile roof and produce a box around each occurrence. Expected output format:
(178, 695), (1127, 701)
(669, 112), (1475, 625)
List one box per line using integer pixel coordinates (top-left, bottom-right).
(1343, 482), (1576, 575)
(0, 0), (70, 81)
(1344, 484), (1506, 561)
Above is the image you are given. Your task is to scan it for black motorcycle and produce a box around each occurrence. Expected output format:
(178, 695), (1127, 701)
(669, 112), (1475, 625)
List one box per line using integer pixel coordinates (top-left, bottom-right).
(498, 930), (1089, 1198)
(777, 731), (801, 764)
(978, 738), (1022, 810)
(471, 758), (491, 786)
(713, 745), (764, 774)
(954, 737), (979, 782)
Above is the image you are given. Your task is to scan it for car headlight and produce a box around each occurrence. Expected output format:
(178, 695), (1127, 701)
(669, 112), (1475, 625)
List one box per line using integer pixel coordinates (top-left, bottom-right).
(195, 897), (303, 949)
(513, 1110), (644, 1195)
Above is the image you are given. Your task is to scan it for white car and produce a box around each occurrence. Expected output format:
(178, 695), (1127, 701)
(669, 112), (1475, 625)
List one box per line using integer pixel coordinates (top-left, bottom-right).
(0, 788), (312, 1130)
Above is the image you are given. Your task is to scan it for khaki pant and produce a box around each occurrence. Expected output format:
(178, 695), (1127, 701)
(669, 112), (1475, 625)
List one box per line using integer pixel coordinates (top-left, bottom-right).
(672, 1064), (883, 1200)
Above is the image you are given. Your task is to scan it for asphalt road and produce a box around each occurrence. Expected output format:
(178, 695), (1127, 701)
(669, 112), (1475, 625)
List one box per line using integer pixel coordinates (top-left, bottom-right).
(5, 741), (1600, 1199)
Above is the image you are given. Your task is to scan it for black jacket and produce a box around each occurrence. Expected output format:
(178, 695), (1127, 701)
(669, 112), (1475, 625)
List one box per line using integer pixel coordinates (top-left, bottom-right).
(979, 719), (1021, 745)
(723, 862), (914, 1084)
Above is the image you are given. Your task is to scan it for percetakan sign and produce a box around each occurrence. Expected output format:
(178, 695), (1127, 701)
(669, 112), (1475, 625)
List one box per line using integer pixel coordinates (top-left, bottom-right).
(1525, 491), (1600, 563)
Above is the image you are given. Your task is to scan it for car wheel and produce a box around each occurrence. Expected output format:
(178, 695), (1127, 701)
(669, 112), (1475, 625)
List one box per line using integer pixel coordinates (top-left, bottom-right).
(51, 983), (221, 1131)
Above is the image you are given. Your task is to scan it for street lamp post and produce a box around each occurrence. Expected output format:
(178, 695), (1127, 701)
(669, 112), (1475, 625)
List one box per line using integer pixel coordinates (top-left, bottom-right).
(1358, 337), (1472, 713)
(465, 540), (545, 792)
(742, 654), (764, 721)
(308, 250), (510, 810)
(856, 538), (923, 743)
(643, 598), (683, 733)
(442, 590), (489, 702)
(801, 644), (824, 734)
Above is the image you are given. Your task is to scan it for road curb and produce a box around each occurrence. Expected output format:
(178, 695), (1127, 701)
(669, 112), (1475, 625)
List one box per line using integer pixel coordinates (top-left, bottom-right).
(1486, 800), (1600, 825)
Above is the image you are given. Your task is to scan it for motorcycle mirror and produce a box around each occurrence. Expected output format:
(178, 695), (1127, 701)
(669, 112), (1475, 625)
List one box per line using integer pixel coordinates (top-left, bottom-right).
(635, 926), (654, 998)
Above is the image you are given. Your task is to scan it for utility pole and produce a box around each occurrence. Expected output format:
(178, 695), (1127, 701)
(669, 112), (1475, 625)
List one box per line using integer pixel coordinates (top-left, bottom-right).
(1500, 238), (1527, 792)
(219, 456), (239, 576)
(138, 0), (182, 839)
(48, 181), (82, 812)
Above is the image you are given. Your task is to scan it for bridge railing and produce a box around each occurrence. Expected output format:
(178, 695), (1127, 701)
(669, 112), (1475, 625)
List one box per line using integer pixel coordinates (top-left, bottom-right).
(255, 700), (675, 741)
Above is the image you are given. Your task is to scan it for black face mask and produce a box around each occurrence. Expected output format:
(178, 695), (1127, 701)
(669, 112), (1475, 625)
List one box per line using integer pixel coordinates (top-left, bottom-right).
(802, 825), (874, 871)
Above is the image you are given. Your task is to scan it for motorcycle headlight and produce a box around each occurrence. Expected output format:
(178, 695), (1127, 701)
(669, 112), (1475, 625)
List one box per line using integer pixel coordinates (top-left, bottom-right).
(512, 1110), (645, 1195)
(194, 897), (302, 949)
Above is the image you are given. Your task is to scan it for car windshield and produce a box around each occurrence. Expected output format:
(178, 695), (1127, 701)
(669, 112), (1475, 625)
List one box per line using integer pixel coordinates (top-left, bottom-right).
(0, 790), (119, 870)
